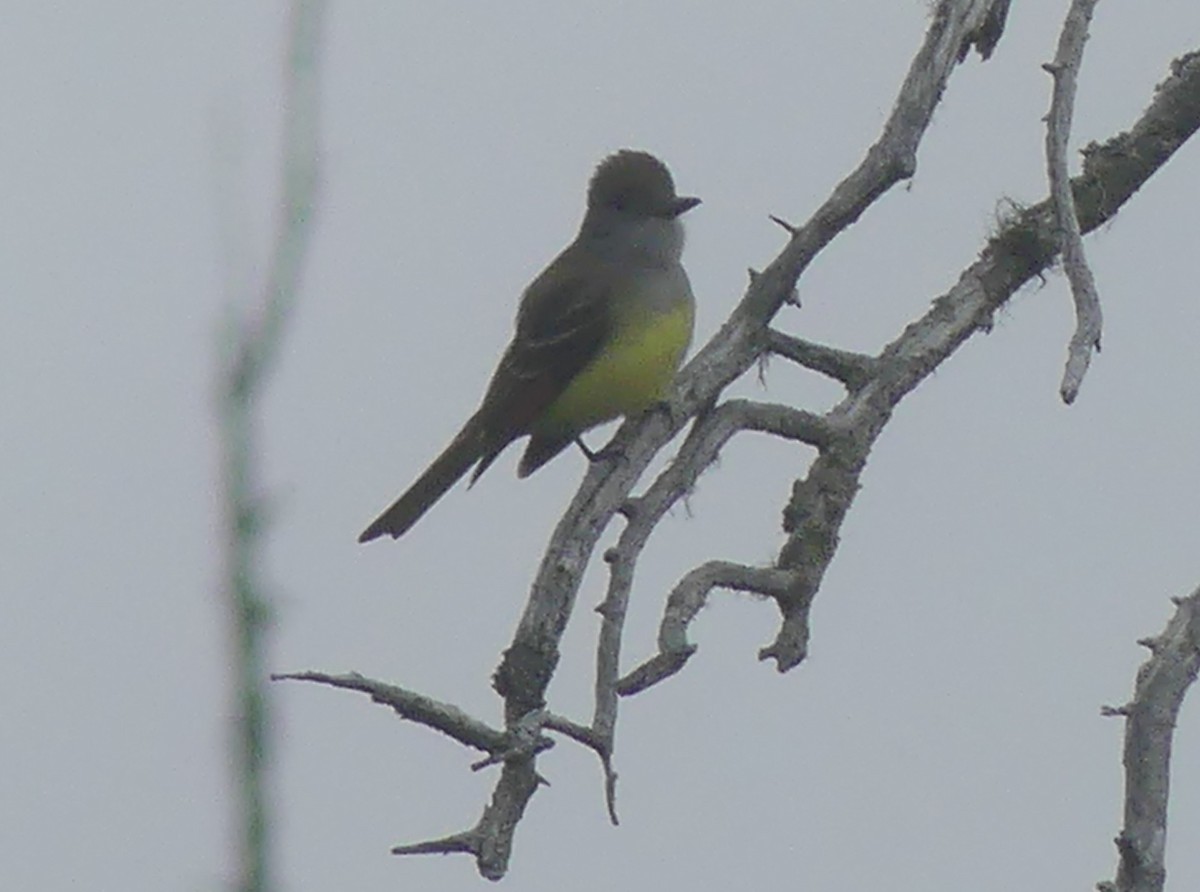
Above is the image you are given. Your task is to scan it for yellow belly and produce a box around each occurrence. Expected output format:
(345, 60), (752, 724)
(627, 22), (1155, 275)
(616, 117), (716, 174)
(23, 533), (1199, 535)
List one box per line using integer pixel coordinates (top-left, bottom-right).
(536, 303), (693, 435)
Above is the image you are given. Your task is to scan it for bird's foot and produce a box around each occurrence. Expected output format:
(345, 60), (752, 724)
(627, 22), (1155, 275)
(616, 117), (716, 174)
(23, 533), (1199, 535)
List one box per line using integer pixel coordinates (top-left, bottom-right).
(575, 436), (625, 467)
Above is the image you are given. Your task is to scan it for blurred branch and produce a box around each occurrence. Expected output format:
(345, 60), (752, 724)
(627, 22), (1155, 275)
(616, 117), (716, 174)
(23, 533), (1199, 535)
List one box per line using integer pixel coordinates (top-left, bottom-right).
(215, 4), (327, 892)
(1044, 0), (1103, 404)
(1098, 585), (1200, 892)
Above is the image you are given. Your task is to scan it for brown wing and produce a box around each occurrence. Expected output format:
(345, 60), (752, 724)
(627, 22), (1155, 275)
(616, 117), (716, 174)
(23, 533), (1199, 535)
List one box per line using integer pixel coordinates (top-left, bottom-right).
(469, 245), (614, 481)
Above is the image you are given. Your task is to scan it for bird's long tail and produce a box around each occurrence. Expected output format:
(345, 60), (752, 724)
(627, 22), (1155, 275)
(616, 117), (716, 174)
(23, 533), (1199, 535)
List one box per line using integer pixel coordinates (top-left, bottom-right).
(357, 416), (485, 543)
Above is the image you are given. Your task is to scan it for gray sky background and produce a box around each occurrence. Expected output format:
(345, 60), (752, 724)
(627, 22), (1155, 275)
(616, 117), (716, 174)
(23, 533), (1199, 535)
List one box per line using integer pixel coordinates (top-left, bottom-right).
(3, 3), (1198, 890)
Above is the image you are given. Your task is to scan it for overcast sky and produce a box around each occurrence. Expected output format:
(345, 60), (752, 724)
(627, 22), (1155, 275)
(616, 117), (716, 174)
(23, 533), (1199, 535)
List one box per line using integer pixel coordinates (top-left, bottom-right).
(3, 3), (1198, 890)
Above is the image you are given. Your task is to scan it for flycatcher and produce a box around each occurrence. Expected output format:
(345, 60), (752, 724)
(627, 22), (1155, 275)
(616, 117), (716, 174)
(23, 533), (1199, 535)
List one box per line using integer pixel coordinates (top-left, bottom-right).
(359, 150), (699, 543)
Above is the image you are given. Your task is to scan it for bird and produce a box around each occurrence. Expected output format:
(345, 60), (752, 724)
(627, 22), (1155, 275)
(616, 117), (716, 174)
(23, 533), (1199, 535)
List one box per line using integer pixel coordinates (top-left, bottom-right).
(358, 150), (699, 543)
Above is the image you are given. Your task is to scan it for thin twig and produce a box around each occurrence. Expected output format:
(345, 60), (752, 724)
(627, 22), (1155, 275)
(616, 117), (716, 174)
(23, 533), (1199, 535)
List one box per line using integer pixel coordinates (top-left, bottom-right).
(1045, 0), (1104, 403)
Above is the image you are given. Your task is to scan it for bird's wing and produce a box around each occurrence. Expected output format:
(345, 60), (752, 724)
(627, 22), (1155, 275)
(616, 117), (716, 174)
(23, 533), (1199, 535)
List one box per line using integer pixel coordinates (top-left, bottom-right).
(469, 248), (614, 479)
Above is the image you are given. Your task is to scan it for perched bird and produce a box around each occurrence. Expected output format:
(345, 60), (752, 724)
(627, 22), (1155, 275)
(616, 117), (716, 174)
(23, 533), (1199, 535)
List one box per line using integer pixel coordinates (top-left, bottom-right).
(359, 150), (699, 543)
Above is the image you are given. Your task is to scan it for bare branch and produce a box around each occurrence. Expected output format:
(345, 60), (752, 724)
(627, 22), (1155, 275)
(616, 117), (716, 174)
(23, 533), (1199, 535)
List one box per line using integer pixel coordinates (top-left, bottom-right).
(583, 399), (823, 823)
(632, 400), (833, 520)
(1099, 586), (1200, 892)
(393, 761), (544, 879)
(622, 49), (1200, 682)
(272, 671), (512, 753)
(1101, 577), (1200, 892)
(618, 562), (800, 695)
(539, 711), (601, 748)
(594, 400), (828, 709)
(1045, 0), (1104, 404)
(765, 329), (879, 391)
(736, 399), (838, 444)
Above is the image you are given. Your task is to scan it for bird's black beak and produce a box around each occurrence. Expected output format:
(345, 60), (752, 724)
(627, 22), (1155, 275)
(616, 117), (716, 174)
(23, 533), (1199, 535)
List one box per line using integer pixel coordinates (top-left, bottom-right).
(669, 196), (702, 218)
